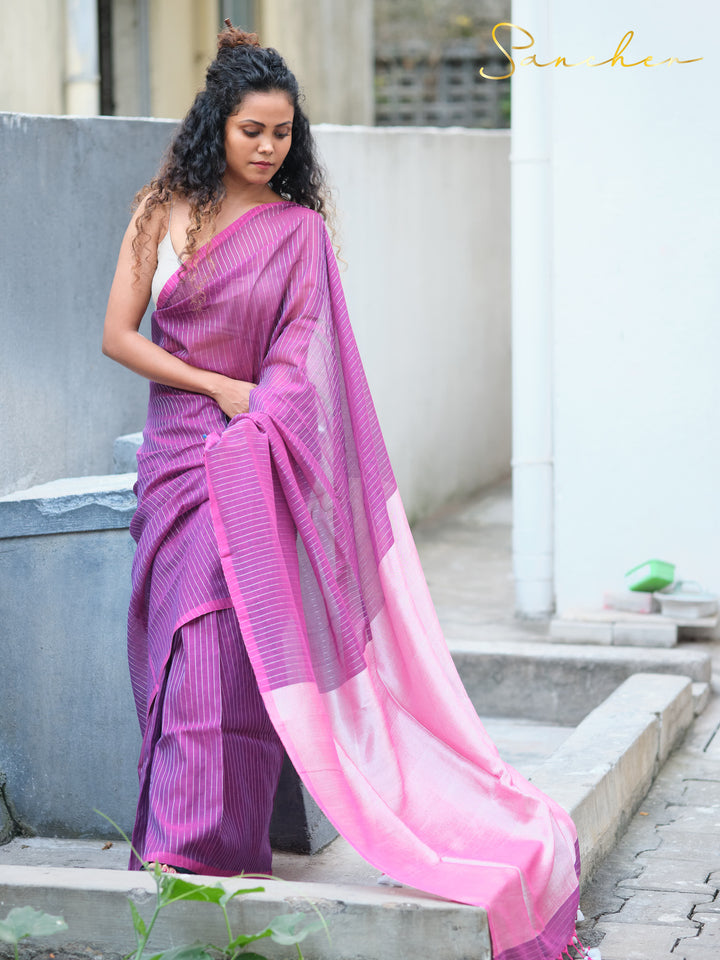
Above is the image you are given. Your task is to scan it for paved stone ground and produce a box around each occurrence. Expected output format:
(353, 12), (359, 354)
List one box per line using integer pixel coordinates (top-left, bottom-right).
(575, 648), (720, 959)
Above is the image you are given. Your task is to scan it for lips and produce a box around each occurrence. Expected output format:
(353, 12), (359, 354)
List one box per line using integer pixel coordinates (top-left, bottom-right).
(252, 161), (273, 168)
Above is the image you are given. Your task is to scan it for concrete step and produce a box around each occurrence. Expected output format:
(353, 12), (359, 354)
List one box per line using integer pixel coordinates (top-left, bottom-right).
(449, 637), (711, 725)
(0, 672), (699, 958)
(692, 680), (711, 716)
(531, 672), (695, 882)
(0, 866), (492, 960)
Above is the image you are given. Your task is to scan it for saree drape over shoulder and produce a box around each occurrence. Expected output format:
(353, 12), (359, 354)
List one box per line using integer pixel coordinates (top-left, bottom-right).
(129, 201), (581, 960)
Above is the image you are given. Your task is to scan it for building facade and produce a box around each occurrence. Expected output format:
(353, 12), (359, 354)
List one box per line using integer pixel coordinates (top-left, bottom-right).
(0, 0), (373, 123)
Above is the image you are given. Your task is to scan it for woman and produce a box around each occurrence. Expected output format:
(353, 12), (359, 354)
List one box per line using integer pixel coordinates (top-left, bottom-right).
(103, 23), (590, 960)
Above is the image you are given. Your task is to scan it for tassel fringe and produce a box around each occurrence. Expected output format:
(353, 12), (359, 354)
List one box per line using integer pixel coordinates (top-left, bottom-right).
(555, 933), (601, 959)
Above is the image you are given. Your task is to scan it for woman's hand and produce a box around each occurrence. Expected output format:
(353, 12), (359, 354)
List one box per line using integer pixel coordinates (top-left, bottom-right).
(209, 374), (257, 419)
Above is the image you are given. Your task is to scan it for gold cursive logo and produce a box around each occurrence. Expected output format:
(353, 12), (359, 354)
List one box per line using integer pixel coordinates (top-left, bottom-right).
(480, 23), (703, 80)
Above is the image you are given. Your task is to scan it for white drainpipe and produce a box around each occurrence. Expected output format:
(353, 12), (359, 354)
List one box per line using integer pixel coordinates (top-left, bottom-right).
(64, 0), (100, 115)
(510, 2), (554, 617)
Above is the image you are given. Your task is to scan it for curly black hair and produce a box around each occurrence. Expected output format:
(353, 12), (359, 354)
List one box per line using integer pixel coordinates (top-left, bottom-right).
(132, 23), (332, 271)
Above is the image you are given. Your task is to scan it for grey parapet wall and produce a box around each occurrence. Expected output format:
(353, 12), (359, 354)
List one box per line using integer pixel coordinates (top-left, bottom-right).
(0, 113), (178, 499)
(0, 474), (140, 839)
(0, 471), (337, 853)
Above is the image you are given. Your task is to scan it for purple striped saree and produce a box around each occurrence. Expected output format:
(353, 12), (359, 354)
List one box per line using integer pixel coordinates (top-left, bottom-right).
(129, 201), (582, 960)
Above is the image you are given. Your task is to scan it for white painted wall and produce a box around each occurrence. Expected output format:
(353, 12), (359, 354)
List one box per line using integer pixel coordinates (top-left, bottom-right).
(511, 4), (719, 609)
(314, 126), (511, 521)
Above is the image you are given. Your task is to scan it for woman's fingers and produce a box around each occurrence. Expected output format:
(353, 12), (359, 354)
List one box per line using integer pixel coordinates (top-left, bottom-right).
(213, 376), (257, 418)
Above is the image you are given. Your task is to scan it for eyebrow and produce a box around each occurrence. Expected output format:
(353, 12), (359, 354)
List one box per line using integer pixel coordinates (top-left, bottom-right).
(236, 118), (293, 127)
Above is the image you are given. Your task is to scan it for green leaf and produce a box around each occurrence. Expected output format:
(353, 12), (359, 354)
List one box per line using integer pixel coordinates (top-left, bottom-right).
(0, 907), (68, 944)
(226, 929), (272, 950)
(233, 953), (269, 960)
(161, 876), (267, 909)
(218, 886), (265, 908)
(129, 901), (147, 939)
(158, 876), (228, 907)
(267, 913), (324, 946)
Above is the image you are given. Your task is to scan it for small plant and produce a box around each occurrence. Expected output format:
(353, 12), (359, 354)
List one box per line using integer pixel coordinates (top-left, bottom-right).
(128, 865), (323, 960)
(0, 906), (68, 960)
(95, 812), (326, 960)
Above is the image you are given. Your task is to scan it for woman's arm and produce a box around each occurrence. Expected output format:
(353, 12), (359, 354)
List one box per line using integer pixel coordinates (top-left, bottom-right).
(101, 200), (255, 418)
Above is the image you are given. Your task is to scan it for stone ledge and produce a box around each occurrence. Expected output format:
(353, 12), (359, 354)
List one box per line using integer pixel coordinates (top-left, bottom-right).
(556, 608), (718, 629)
(692, 682), (711, 716)
(0, 867), (491, 960)
(449, 639), (711, 725)
(551, 616), (678, 647)
(0, 474), (137, 537)
(531, 673), (694, 887)
(550, 608), (719, 648)
(113, 432), (143, 473)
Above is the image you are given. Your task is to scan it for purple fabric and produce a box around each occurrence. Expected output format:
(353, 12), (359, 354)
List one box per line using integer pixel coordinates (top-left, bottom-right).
(128, 201), (581, 959)
(128, 607), (283, 875)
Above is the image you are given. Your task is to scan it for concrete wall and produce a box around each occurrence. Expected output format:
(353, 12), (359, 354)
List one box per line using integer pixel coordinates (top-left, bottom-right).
(110, 0), (221, 121)
(510, 4), (719, 610)
(112, 0), (149, 116)
(0, 112), (173, 496)
(148, 0), (218, 120)
(1, 113), (511, 519)
(0, 1), (66, 115)
(0, 0), (100, 116)
(259, 0), (374, 124)
(0, 479), (140, 836)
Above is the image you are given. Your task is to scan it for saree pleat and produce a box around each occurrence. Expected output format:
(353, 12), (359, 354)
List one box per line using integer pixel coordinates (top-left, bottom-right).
(129, 201), (581, 960)
(129, 608), (283, 876)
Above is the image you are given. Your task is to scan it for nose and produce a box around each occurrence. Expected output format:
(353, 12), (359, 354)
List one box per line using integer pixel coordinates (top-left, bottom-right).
(258, 136), (273, 155)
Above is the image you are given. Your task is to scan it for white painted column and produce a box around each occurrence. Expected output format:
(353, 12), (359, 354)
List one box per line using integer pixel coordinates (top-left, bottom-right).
(510, 3), (555, 616)
(64, 0), (100, 115)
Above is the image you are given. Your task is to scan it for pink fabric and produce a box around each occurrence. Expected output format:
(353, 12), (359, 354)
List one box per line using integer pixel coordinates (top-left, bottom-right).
(138, 201), (581, 959)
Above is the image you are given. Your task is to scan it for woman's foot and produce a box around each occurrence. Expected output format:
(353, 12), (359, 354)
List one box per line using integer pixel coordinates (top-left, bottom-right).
(145, 861), (196, 875)
(146, 861), (177, 874)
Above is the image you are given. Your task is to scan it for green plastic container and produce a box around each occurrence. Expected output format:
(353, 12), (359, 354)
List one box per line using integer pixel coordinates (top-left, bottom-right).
(624, 559), (675, 592)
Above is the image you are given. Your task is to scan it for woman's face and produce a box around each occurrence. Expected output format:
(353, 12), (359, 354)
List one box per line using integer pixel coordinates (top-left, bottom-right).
(223, 90), (294, 190)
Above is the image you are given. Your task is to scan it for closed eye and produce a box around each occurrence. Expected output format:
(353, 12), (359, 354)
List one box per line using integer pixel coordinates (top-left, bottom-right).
(244, 130), (291, 139)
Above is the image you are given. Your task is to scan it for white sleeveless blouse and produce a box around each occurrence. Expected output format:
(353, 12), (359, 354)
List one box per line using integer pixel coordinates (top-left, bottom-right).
(151, 230), (182, 306)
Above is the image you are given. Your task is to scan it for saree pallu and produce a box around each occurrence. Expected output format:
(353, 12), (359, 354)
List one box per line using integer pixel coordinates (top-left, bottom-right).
(130, 200), (581, 960)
